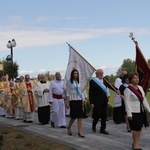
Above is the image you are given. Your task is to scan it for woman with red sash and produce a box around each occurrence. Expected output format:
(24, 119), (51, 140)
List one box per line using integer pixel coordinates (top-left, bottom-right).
(124, 72), (150, 150)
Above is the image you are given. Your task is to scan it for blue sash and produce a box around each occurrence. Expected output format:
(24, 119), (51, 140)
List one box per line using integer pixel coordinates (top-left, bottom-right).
(67, 80), (82, 98)
(92, 77), (108, 96)
(122, 83), (128, 88)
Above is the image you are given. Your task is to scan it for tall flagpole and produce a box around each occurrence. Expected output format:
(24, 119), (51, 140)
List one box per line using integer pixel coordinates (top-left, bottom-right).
(3, 57), (4, 76)
(66, 42), (118, 93)
(129, 32), (150, 68)
(129, 33), (150, 94)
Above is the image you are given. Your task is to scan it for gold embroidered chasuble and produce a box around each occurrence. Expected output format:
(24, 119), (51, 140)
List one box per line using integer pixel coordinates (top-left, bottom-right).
(5, 87), (15, 115)
(0, 81), (10, 107)
(20, 81), (36, 112)
(13, 82), (24, 108)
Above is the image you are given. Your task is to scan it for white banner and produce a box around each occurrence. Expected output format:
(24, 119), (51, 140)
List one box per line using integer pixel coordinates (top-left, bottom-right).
(64, 46), (95, 92)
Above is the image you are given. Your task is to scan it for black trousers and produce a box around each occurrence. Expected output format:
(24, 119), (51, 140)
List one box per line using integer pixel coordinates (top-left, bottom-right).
(38, 105), (50, 124)
(92, 103), (107, 131)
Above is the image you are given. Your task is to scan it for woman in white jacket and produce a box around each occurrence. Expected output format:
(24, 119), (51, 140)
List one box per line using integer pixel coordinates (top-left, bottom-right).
(124, 72), (150, 150)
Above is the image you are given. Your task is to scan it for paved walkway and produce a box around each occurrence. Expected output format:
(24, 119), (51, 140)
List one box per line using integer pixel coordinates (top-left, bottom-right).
(0, 113), (150, 150)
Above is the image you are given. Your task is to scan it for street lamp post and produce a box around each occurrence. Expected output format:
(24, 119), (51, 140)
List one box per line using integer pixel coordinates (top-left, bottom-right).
(6, 39), (16, 63)
(6, 39), (16, 80)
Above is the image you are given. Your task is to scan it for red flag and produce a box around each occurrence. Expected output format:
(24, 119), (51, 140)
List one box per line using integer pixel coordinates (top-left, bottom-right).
(135, 41), (150, 94)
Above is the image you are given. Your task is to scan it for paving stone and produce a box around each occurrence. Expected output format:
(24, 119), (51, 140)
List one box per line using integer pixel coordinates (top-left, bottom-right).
(0, 112), (150, 150)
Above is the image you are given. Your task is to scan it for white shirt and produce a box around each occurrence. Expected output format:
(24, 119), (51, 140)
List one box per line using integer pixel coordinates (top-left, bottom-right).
(34, 81), (50, 107)
(114, 77), (122, 107)
(66, 80), (82, 101)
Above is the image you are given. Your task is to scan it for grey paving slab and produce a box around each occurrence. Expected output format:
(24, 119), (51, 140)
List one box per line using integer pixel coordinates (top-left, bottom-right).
(0, 112), (150, 150)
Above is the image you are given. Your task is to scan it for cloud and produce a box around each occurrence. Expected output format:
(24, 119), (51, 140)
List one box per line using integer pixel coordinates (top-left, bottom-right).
(35, 16), (50, 22)
(9, 16), (23, 23)
(19, 67), (66, 77)
(18, 64), (119, 78)
(95, 64), (120, 75)
(34, 15), (87, 22)
(1, 26), (150, 52)
(64, 16), (87, 20)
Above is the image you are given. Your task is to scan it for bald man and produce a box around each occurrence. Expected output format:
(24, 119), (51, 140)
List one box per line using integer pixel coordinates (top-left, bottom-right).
(89, 69), (111, 134)
(48, 72), (66, 128)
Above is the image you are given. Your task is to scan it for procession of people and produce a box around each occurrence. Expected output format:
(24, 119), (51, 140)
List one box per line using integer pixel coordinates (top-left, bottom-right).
(0, 67), (150, 150)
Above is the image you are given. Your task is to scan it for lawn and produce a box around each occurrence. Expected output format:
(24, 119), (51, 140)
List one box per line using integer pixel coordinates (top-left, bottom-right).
(0, 124), (75, 150)
(108, 90), (150, 107)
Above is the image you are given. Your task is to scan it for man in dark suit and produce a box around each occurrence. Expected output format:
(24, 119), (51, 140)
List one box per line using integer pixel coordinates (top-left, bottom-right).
(89, 69), (117, 134)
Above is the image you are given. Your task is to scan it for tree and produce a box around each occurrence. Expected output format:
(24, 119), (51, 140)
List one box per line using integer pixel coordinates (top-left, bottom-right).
(105, 74), (116, 85)
(0, 60), (19, 80)
(45, 71), (55, 81)
(116, 59), (135, 76)
(45, 71), (50, 80)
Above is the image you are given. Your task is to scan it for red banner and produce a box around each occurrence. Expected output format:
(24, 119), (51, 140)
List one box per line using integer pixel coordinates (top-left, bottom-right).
(135, 43), (150, 94)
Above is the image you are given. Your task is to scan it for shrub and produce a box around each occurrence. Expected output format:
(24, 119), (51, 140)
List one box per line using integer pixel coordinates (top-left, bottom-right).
(85, 99), (91, 114)
(15, 134), (24, 139)
(0, 134), (3, 149)
(107, 104), (113, 118)
(0, 135), (3, 141)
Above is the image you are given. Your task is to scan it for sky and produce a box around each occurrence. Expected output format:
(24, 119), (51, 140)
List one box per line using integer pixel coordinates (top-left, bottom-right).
(0, 0), (150, 78)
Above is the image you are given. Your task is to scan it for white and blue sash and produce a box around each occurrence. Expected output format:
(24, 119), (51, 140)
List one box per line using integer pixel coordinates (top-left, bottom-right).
(67, 80), (82, 98)
(92, 77), (108, 96)
(122, 83), (128, 88)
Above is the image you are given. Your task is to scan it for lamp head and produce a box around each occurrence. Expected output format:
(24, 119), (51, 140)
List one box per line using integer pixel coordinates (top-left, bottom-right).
(6, 39), (16, 48)
(7, 41), (12, 48)
(11, 39), (16, 47)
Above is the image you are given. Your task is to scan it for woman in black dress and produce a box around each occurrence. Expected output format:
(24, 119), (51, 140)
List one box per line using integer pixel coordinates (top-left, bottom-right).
(66, 69), (85, 138)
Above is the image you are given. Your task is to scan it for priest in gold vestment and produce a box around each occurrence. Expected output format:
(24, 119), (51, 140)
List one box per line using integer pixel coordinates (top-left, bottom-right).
(20, 74), (36, 122)
(13, 76), (24, 119)
(5, 81), (15, 118)
(0, 76), (9, 116)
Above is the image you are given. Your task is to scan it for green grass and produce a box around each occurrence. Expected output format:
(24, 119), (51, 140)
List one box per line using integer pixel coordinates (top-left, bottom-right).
(108, 90), (115, 107)
(1, 130), (9, 134)
(146, 92), (150, 103)
(108, 90), (150, 107)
